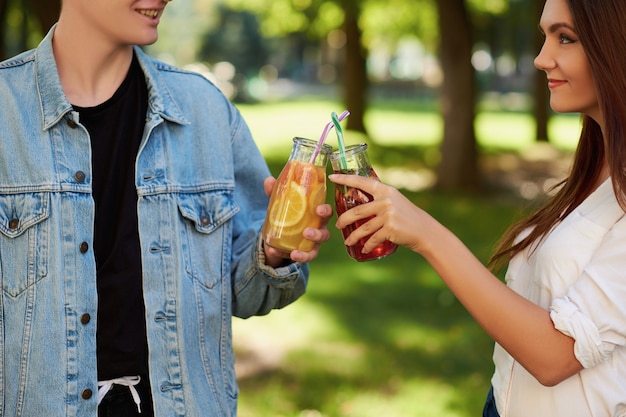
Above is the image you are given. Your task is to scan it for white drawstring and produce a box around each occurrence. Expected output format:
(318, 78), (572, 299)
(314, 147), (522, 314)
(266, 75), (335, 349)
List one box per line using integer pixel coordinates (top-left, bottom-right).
(97, 375), (142, 413)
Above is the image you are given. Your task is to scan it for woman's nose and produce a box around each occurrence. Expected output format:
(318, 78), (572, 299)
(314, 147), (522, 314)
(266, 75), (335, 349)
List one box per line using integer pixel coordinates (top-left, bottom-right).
(534, 42), (555, 71)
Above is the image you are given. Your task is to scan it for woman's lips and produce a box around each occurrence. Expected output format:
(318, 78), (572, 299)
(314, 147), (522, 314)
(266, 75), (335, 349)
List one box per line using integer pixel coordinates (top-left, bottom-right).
(548, 79), (567, 89)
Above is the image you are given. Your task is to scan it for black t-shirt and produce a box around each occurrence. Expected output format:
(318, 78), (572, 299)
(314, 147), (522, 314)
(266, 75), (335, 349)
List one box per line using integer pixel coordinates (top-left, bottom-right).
(73, 54), (149, 380)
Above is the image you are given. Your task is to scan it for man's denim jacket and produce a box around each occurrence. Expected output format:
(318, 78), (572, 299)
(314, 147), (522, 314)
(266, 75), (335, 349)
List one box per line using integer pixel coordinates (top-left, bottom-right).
(0, 26), (308, 417)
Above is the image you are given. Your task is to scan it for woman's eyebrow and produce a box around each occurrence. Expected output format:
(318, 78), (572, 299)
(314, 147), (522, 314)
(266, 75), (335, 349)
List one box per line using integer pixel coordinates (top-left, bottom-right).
(540, 22), (576, 34)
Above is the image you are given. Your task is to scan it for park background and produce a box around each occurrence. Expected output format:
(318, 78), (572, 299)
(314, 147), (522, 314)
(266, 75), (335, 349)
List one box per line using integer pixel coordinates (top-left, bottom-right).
(2, 0), (581, 415)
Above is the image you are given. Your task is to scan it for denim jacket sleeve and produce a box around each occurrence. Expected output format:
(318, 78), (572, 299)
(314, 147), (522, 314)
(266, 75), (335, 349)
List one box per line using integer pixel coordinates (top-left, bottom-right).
(137, 47), (310, 319)
(227, 110), (309, 318)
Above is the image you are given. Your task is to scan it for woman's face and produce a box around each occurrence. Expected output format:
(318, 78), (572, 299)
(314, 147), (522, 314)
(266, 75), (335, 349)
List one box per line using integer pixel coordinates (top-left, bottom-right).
(534, 0), (601, 122)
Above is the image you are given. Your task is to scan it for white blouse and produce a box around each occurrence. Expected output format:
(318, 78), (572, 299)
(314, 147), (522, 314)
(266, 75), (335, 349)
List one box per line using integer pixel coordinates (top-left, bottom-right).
(492, 178), (626, 417)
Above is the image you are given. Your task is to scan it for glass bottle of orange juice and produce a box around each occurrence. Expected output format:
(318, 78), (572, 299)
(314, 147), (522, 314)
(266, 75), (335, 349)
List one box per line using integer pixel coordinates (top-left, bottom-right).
(262, 137), (332, 252)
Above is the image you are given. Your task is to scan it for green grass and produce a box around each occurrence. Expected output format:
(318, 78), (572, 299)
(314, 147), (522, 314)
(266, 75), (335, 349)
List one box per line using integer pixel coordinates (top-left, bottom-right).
(231, 98), (579, 417)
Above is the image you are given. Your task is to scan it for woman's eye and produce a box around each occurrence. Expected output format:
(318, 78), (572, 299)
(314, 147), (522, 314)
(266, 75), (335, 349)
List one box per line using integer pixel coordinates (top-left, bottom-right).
(559, 34), (575, 44)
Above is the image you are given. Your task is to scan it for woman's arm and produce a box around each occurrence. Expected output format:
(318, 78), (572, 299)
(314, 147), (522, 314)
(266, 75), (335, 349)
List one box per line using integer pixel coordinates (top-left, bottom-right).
(329, 174), (583, 385)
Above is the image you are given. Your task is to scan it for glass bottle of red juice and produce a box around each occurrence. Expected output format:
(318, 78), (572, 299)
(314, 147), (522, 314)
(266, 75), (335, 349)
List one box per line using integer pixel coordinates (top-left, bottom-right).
(330, 143), (397, 261)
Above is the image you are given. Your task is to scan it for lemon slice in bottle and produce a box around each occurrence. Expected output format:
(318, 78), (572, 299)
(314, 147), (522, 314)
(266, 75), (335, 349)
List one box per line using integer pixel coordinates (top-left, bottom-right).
(307, 183), (326, 215)
(269, 183), (307, 228)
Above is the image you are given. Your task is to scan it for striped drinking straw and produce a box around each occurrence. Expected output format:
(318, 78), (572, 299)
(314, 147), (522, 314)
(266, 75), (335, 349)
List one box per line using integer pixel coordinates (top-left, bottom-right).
(331, 111), (348, 171)
(309, 110), (350, 164)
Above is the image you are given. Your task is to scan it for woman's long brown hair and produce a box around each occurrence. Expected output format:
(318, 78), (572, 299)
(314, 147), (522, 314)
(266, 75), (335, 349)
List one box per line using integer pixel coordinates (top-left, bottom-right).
(488, 0), (626, 271)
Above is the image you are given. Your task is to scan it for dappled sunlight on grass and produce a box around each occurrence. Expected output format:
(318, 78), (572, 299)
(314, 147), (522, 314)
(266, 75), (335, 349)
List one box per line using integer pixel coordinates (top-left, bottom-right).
(476, 112), (536, 150)
(237, 99), (580, 159)
(340, 378), (484, 417)
(365, 111), (441, 146)
(236, 100), (345, 157)
(477, 112), (580, 152)
(549, 114), (583, 149)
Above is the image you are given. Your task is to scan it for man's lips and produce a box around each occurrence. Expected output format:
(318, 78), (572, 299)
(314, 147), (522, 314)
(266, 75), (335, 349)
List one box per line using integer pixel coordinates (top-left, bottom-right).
(137, 9), (160, 19)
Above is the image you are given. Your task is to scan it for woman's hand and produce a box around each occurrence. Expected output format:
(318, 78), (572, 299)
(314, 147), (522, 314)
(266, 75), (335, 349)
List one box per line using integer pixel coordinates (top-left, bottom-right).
(329, 173), (431, 255)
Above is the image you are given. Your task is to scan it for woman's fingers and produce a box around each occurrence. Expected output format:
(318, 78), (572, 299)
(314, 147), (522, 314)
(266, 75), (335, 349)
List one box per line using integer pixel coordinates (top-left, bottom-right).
(329, 173), (384, 194)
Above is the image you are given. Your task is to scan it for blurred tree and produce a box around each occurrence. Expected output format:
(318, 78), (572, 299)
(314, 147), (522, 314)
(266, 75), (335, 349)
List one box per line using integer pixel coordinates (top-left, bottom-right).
(26, 0), (59, 34)
(222, 0), (528, 190)
(533, 0), (550, 142)
(435, 0), (479, 190)
(198, 7), (269, 77)
(224, 0), (369, 133)
(436, 0), (555, 189)
(0, 0), (8, 59)
(341, 0), (367, 133)
(0, 0), (59, 60)
(222, 0), (436, 134)
(471, 0), (551, 144)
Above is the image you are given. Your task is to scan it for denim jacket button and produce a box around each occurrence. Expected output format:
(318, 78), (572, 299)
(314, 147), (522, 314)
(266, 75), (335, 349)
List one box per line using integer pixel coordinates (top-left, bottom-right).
(200, 215), (211, 226)
(67, 119), (77, 128)
(81, 389), (93, 400)
(79, 242), (89, 253)
(74, 171), (86, 182)
(8, 218), (19, 230)
(80, 313), (91, 325)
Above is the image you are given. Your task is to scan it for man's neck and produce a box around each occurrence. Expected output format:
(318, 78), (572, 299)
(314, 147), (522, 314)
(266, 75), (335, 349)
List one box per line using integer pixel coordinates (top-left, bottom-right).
(52, 20), (134, 107)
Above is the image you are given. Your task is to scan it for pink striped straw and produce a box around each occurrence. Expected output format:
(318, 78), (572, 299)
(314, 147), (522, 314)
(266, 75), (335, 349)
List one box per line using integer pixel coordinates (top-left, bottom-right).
(309, 110), (350, 163)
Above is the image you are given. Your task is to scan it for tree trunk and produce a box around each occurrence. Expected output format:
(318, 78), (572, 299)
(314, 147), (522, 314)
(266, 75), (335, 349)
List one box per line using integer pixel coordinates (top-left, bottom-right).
(342, 2), (368, 134)
(26, 0), (60, 34)
(533, 0), (550, 142)
(0, 0), (9, 59)
(435, 0), (480, 190)
(534, 57), (550, 142)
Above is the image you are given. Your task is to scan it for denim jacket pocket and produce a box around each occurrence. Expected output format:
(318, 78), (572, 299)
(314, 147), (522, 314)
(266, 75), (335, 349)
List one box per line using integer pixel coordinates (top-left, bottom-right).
(178, 190), (239, 289)
(0, 193), (49, 297)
